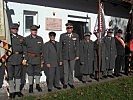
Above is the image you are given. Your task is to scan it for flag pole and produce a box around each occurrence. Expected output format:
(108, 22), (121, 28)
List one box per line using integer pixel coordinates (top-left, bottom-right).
(98, 0), (101, 81)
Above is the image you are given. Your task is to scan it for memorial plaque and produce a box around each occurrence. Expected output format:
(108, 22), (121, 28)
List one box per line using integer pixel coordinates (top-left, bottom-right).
(45, 18), (62, 31)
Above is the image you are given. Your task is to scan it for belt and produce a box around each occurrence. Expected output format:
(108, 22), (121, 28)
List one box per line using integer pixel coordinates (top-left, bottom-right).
(13, 52), (23, 54)
(28, 52), (41, 57)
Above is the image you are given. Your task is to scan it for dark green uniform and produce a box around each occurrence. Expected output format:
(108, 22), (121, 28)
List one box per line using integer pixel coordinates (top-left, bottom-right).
(24, 35), (43, 84)
(59, 32), (79, 85)
(80, 39), (94, 82)
(104, 36), (117, 76)
(7, 33), (24, 95)
(44, 40), (60, 90)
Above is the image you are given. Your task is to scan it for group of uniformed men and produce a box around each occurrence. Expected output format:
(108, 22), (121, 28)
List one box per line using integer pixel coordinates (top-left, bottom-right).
(0, 22), (126, 99)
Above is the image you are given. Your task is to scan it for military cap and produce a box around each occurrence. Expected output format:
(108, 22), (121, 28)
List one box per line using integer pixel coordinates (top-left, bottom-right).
(65, 23), (73, 28)
(49, 32), (56, 37)
(30, 25), (40, 30)
(84, 32), (92, 36)
(10, 23), (20, 29)
(117, 29), (122, 33)
(107, 28), (113, 33)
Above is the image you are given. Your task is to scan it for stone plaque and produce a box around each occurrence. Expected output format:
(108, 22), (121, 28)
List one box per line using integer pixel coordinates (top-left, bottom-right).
(45, 18), (62, 31)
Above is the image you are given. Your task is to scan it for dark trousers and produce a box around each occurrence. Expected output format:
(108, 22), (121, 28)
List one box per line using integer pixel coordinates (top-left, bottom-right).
(114, 55), (125, 74)
(0, 64), (4, 88)
(7, 63), (21, 80)
(27, 64), (41, 76)
(45, 66), (60, 90)
(20, 65), (27, 85)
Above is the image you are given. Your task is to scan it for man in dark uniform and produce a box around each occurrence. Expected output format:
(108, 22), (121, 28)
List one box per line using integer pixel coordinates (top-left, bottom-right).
(104, 29), (117, 78)
(80, 32), (94, 83)
(114, 29), (125, 77)
(24, 25), (43, 93)
(7, 23), (24, 98)
(44, 32), (61, 92)
(59, 23), (79, 89)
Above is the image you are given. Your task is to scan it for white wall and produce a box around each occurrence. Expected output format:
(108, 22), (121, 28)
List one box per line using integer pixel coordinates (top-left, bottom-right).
(6, 2), (120, 42)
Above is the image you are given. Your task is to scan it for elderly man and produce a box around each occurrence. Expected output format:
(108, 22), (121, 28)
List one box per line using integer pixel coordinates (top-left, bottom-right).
(114, 29), (125, 77)
(59, 23), (79, 89)
(44, 32), (61, 92)
(103, 29), (117, 78)
(80, 32), (94, 83)
(24, 25), (43, 93)
(7, 23), (24, 98)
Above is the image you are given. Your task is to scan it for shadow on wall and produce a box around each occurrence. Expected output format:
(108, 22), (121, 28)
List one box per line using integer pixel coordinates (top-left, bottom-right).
(109, 17), (128, 39)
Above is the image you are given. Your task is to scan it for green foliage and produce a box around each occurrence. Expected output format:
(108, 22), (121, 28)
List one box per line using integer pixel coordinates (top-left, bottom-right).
(20, 76), (133, 100)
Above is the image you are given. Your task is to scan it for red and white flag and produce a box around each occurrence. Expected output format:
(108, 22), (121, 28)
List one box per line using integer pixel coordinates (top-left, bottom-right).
(93, 2), (106, 38)
(0, 0), (12, 96)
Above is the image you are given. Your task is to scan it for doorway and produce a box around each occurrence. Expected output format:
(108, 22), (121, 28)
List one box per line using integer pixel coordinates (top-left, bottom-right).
(68, 20), (88, 40)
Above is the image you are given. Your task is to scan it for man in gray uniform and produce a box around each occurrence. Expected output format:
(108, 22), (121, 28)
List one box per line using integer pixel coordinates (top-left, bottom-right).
(103, 29), (117, 78)
(24, 25), (43, 93)
(44, 32), (61, 92)
(59, 23), (79, 89)
(80, 32), (94, 83)
(7, 23), (24, 98)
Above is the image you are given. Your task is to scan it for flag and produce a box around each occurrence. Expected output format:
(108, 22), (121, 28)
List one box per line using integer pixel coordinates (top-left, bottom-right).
(0, 0), (12, 96)
(93, 2), (106, 38)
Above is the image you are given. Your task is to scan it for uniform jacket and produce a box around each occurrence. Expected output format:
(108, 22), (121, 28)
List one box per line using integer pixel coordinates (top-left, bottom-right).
(115, 37), (125, 56)
(8, 34), (24, 65)
(24, 35), (43, 65)
(94, 39), (106, 72)
(43, 41), (60, 67)
(59, 32), (79, 61)
(103, 36), (117, 69)
(80, 39), (94, 74)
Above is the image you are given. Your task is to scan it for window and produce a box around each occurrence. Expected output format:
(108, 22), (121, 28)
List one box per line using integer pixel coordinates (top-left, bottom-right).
(23, 10), (38, 34)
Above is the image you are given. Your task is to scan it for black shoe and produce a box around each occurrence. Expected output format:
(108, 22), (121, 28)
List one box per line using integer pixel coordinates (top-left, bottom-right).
(108, 75), (114, 78)
(63, 85), (67, 89)
(87, 79), (92, 82)
(103, 75), (108, 79)
(20, 84), (24, 91)
(54, 86), (62, 90)
(15, 92), (23, 97)
(36, 84), (42, 92)
(82, 81), (86, 84)
(48, 89), (52, 92)
(9, 93), (15, 99)
(29, 85), (33, 93)
(68, 84), (75, 89)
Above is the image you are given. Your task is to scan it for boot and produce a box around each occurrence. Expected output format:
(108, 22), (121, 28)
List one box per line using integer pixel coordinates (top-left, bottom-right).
(36, 84), (42, 92)
(15, 92), (23, 97)
(29, 85), (33, 93)
(20, 84), (24, 91)
(9, 92), (15, 99)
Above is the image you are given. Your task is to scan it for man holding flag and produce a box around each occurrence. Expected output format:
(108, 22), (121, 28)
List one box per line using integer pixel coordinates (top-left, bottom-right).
(6, 23), (24, 98)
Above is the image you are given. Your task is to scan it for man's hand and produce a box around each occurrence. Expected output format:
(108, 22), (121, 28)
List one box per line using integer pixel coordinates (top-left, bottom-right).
(47, 64), (51, 68)
(75, 57), (79, 60)
(59, 62), (63, 66)
(22, 59), (28, 65)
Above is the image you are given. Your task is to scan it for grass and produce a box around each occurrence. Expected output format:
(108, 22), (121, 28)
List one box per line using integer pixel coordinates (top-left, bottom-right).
(20, 76), (133, 100)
